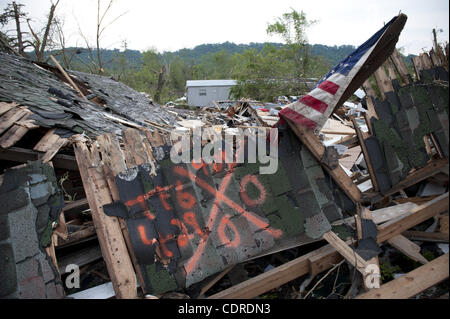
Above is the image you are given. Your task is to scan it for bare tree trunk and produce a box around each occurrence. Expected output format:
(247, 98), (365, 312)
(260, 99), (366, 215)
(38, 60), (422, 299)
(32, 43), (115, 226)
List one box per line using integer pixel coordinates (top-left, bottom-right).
(12, 2), (24, 54)
(38, 0), (60, 61)
(154, 65), (166, 103)
(96, 0), (103, 73)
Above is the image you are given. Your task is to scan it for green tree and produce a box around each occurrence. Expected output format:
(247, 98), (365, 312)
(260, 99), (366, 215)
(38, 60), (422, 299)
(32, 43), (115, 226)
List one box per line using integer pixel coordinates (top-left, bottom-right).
(266, 8), (316, 81)
(230, 9), (328, 101)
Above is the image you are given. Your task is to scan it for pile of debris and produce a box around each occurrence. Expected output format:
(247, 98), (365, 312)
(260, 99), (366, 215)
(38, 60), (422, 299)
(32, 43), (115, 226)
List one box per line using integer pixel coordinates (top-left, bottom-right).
(0, 14), (448, 300)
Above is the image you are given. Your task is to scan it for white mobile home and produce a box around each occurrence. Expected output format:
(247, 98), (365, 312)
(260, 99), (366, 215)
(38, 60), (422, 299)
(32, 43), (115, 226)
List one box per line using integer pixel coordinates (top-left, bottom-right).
(186, 80), (237, 107)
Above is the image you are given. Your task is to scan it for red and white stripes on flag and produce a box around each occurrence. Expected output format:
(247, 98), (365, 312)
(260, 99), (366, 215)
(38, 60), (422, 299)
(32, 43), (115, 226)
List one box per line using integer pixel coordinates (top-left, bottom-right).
(279, 14), (404, 132)
(280, 73), (347, 131)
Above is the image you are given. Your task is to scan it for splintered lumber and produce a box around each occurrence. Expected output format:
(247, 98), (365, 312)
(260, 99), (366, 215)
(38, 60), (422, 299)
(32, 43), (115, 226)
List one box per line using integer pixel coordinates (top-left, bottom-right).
(33, 128), (69, 162)
(385, 60), (398, 82)
(208, 244), (340, 299)
(377, 193), (449, 244)
(285, 119), (362, 204)
(358, 207), (381, 290)
(402, 231), (449, 243)
(390, 49), (410, 85)
(387, 235), (429, 264)
(420, 53), (434, 69)
(0, 113), (30, 148)
(440, 215), (449, 234)
(392, 196), (439, 206)
(411, 56), (423, 81)
(363, 96), (378, 135)
(362, 79), (378, 134)
(121, 128), (153, 165)
(34, 129), (61, 152)
(97, 131), (148, 294)
(73, 141), (137, 299)
(322, 231), (368, 275)
(429, 133), (445, 159)
(62, 198), (89, 212)
(46, 234), (59, 273)
(49, 55), (87, 101)
(362, 79), (377, 99)
(367, 158), (449, 203)
(0, 102), (17, 116)
(351, 117), (379, 192)
(210, 196), (449, 299)
(435, 44), (448, 70)
(58, 245), (102, 274)
(103, 113), (143, 129)
(429, 49), (440, 67)
(371, 202), (418, 224)
(57, 224), (96, 247)
(0, 107), (29, 135)
(373, 65), (394, 100)
(355, 253), (449, 299)
(41, 138), (68, 163)
(200, 266), (234, 296)
(0, 146), (78, 170)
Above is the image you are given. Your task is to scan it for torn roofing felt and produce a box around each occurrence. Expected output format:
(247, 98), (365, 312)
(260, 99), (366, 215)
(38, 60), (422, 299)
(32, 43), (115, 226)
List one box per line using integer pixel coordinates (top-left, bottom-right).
(102, 128), (344, 295)
(0, 52), (177, 138)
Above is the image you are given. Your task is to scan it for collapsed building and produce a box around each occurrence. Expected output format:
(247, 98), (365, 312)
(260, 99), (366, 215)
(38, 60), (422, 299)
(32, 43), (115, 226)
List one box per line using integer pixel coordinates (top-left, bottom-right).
(0, 13), (448, 299)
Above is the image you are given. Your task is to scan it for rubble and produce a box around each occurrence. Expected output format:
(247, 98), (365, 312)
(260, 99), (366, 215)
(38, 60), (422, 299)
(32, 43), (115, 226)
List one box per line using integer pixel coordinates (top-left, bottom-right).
(0, 13), (448, 300)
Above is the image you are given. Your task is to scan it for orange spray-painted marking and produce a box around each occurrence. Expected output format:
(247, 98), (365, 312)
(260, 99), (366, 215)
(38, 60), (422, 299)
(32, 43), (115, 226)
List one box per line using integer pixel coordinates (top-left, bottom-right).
(158, 190), (172, 211)
(176, 180), (196, 210)
(137, 225), (157, 246)
(171, 218), (189, 247)
(218, 215), (240, 247)
(183, 212), (206, 239)
(239, 174), (267, 206)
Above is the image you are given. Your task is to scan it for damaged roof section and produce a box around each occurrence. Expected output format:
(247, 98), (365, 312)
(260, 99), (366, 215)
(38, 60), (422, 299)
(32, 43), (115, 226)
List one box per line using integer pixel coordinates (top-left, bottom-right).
(363, 59), (449, 193)
(0, 52), (178, 139)
(97, 127), (343, 295)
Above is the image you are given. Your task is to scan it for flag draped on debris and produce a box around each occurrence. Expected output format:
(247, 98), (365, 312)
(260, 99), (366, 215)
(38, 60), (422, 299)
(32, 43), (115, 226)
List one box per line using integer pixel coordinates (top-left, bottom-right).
(279, 15), (401, 132)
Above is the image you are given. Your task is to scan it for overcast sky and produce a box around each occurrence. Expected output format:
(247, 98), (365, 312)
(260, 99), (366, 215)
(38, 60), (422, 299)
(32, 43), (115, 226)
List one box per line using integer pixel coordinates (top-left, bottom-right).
(1, 0), (448, 55)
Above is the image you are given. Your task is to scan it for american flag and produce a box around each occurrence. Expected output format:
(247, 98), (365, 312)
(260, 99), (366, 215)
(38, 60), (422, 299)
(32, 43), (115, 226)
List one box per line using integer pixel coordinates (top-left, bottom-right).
(279, 15), (400, 132)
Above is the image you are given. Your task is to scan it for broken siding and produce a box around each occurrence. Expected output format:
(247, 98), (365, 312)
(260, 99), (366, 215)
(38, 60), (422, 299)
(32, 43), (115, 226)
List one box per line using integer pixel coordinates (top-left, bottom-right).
(100, 129), (342, 294)
(367, 67), (449, 193)
(0, 161), (64, 299)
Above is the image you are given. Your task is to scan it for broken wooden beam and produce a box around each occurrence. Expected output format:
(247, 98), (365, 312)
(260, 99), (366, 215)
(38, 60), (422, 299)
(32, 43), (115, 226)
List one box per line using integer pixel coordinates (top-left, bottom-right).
(402, 231), (449, 243)
(208, 244), (335, 299)
(285, 118), (362, 204)
(97, 130), (149, 294)
(33, 128), (69, 163)
(322, 231), (368, 275)
(373, 66), (394, 101)
(0, 146), (78, 170)
(0, 113), (32, 148)
(73, 141), (137, 299)
(49, 55), (88, 101)
(62, 198), (89, 212)
(209, 195), (449, 299)
(0, 106), (29, 136)
(387, 235), (429, 264)
(390, 48), (410, 85)
(366, 158), (449, 203)
(351, 116), (379, 192)
(377, 193), (449, 244)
